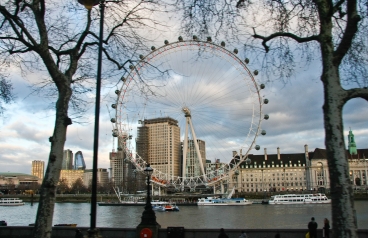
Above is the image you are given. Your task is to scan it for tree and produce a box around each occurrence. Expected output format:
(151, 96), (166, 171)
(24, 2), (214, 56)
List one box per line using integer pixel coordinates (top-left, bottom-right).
(5, 178), (15, 194)
(57, 178), (70, 194)
(70, 177), (85, 194)
(103, 180), (114, 194)
(0, 72), (14, 115)
(178, 0), (368, 237)
(0, 1), (168, 237)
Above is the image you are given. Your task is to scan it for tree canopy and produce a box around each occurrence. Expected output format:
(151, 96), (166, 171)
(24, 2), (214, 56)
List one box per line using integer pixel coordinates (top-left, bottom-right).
(0, 69), (14, 115)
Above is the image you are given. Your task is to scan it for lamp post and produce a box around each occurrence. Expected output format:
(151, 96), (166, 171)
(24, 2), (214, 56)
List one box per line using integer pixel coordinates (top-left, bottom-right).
(77, 0), (105, 237)
(137, 164), (160, 238)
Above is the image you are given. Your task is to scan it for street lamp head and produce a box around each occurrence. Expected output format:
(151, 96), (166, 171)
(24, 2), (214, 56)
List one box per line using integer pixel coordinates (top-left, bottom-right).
(77, 0), (99, 10)
(144, 164), (153, 176)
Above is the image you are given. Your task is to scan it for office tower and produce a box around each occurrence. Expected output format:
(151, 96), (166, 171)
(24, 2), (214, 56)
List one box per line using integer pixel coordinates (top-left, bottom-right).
(109, 149), (125, 187)
(31, 160), (45, 180)
(136, 117), (181, 178)
(62, 149), (73, 170)
(109, 148), (146, 193)
(74, 151), (86, 170)
(185, 139), (206, 177)
(83, 168), (109, 187)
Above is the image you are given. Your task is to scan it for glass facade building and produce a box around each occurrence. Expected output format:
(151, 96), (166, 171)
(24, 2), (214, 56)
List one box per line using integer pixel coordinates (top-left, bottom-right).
(74, 151), (86, 170)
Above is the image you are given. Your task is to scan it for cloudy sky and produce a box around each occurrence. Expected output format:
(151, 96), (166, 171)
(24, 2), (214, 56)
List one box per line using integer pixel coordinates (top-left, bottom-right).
(1, 47), (367, 176)
(1, 2), (367, 176)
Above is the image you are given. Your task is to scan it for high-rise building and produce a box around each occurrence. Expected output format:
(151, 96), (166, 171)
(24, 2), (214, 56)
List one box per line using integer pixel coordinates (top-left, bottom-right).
(62, 149), (73, 170)
(206, 159), (227, 179)
(109, 148), (146, 193)
(83, 168), (109, 187)
(74, 151), (86, 170)
(185, 139), (206, 177)
(136, 117), (181, 178)
(109, 150), (125, 187)
(31, 160), (45, 180)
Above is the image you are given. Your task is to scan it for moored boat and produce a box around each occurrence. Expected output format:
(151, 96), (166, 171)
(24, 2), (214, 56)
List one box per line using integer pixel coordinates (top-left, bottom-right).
(152, 201), (179, 211)
(0, 198), (25, 206)
(197, 197), (252, 206)
(268, 193), (331, 205)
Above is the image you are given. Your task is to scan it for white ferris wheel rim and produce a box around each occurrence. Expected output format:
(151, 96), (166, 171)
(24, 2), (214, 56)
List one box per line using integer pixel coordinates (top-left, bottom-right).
(113, 39), (264, 188)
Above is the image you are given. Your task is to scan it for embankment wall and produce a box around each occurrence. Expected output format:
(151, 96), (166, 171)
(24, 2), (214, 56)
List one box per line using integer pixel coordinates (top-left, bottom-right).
(1, 226), (368, 238)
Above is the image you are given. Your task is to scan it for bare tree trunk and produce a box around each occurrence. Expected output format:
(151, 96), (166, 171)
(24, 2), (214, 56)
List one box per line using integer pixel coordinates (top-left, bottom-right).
(317, 1), (358, 235)
(322, 65), (357, 237)
(33, 79), (72, 238)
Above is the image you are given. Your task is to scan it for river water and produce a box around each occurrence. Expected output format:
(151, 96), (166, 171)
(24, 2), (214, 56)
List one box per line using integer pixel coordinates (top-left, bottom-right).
(1, 201), (368, 229)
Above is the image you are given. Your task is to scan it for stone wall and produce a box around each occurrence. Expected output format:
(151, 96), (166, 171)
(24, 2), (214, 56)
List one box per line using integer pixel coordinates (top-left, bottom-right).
(1, 227), (368, 238)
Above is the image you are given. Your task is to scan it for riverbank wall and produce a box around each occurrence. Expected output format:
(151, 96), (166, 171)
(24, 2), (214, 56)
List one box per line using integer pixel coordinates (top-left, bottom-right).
(1, 227), (368, 238)
(6, 192), (368, 203)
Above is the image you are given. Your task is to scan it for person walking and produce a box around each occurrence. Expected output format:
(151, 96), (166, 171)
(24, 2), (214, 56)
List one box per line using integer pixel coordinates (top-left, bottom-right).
(218, 228), (229, 238)
(308, 217), (318, 238)
(239, 230), (247, 238)
(323, 218), (330, 238)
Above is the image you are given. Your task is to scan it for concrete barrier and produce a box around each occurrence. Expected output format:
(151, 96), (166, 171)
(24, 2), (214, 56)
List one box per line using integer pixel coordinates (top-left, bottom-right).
(1, 226), (368, 238)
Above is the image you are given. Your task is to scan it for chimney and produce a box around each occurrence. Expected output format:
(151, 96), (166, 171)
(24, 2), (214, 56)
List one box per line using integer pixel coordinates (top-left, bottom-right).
(277, 147), (281, 160)
(304, 144), (309, 160)
(232, 151), (237, 157)
(264, 148), (268, 161)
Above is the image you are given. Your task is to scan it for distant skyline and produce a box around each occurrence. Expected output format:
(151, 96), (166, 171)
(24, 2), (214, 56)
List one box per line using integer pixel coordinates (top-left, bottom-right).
(1, 40), (367, 175)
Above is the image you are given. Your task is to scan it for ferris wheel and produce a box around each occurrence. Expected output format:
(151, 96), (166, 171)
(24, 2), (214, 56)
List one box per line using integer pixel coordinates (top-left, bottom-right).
(111, 36), (269, 191)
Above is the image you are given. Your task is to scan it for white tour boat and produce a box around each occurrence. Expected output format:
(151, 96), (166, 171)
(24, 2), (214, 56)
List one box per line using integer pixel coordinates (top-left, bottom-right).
(197, 197), (252, 206)
(268, 193), (331, 205)
(0, 198), (25, 206)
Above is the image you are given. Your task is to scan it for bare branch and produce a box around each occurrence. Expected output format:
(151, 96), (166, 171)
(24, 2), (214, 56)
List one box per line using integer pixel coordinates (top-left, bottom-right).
(74, 10), (94, 60)
(346, 87), (368, 101)
(333, 0), (361, 66)
(102, 48), (130, 70)
(0, 5), (37, 49)
(332, 0), (346, 15)
(252, 27), (319, 53)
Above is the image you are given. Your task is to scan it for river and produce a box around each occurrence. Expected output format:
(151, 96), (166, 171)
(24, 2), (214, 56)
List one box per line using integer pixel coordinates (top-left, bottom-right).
(1, 201), (368, 229)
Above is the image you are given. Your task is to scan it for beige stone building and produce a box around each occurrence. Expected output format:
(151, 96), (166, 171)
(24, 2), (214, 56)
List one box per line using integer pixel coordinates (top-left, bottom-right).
(136, 117), (181, 178)
(31, 160), (45, 180)
(230, 146), (309, 193)
(83, 168), (109, 187)
(228, 145), (368, 194)
(59, 170), (84, 187)
(0, 172), (41, 186)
